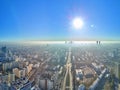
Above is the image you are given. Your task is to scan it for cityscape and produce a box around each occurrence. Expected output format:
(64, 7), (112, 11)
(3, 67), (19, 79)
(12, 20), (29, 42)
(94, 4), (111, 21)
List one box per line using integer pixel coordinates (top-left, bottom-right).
(0, 0), (120, 90)
(0, 41), (120, 90)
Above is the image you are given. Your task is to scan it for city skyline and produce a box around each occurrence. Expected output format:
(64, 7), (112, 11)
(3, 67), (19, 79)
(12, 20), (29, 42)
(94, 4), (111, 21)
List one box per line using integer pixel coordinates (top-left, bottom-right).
(0, 43), (120, 90)
(0, 0), (120, 41)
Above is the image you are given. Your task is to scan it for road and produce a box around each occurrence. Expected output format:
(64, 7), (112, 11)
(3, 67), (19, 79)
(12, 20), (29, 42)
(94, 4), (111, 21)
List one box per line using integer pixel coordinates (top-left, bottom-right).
(62, 47), (73, 90)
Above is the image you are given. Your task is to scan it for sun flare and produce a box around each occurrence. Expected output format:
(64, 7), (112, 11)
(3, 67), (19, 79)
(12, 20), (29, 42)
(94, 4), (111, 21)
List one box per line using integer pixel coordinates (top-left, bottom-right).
(72, 18), (83, 29)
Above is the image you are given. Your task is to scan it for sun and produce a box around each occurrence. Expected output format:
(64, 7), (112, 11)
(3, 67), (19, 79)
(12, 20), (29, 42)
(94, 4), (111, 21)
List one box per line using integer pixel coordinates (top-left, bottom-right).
(72, 18), (83, 29)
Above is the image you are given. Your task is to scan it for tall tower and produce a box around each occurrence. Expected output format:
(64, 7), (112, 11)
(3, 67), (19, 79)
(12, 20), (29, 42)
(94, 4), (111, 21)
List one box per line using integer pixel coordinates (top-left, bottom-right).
(99, 41), (101, 44)
(113, 48), (119, 59)
(96, 41), (101, 45)
(1, 46), (7, 53)
(115, 63), (120, 80)
(96, 41), (98, 45)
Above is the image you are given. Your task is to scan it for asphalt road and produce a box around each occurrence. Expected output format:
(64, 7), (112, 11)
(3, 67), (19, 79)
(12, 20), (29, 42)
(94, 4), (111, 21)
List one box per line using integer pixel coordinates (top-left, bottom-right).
(62, 47), (73, 90)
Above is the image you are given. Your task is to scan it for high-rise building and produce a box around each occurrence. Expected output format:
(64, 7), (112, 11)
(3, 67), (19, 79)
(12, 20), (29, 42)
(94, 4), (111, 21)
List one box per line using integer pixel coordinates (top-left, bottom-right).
(8, 73), (15, 82)
(96, 41), (98, 44)
(26, 64), (33, 74)
(1, 46), (7, 53)
(115, 63), (120, 80)
(2, 63), (9, 71)
(13, 68), (26, 78)
(96, 41), (101, 45)
(2, 61), (19, 71)
(13, 68), (20, 78)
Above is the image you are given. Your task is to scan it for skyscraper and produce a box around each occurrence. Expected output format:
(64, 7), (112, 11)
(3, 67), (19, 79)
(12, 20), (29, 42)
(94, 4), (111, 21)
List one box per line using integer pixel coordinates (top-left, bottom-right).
(1, 46), (7, 53)
(115, 63), (120, 81)
(96, 41), (101, 45)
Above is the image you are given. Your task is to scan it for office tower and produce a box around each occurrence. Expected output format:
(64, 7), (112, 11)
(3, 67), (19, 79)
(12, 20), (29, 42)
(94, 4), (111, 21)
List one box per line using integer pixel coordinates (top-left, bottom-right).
(113, 48), (119, 58)
(1, 46), (7, 53)
(96, 41), (98, 44)
(115, 63), (120, 80)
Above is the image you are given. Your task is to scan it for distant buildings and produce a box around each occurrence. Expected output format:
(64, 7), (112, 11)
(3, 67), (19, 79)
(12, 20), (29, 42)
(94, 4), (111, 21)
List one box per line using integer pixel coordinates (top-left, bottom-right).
(65, 41), (67, 44)
(2, 61), (19, 71)
(0, 46), (14, 62)
(96, 41), (101, 45)
(65, 41), (73, 44)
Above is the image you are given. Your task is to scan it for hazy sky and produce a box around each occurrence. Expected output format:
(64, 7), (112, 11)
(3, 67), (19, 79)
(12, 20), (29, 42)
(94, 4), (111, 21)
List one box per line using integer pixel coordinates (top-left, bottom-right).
(0, 0), (120, 41)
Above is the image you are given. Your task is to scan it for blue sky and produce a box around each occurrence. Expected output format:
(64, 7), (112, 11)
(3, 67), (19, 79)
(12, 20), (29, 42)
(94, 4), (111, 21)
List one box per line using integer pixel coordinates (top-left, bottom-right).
(0, 0), (120, 41)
